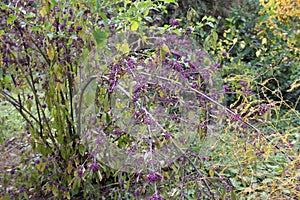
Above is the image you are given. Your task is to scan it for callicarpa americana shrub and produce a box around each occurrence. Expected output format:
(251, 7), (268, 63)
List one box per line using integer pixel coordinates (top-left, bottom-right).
(0, 0), (227, 199)
(74, 29), (227, 198)
(75, 30), (225, 173)
(0, 0), (96, 198)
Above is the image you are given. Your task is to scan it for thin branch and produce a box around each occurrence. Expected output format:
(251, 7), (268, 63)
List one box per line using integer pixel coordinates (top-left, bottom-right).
(100, 75), (215, 198)
(77, 75), (97, 135)
(1, 91), (33, 128)
(0, 89), (39, 123)
(139, 71), (294, 162)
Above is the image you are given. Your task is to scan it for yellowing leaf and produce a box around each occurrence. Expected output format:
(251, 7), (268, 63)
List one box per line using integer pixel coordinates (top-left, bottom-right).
(240, 41), (246, 49)
(98, 171), (103, 181)
(158, 88), (164, 98)
(67, 162), (73, 174)
(209, 168), (214, 177)
(40, 2), (50, 18)
(37, 162), (46, 172)
(47, 46), (55, 60)
(40, 7), (47, 17)
(160, 43), (170, 61)
(64, 192), (71, 200)
(161, 43), (170, 54)
(142, 36), (148, 43)
(256, 49), (261, 57)
(116, 43), (130, 55)
(233, 38), (238, 44)
(262, 38), (267, 45)
(131, 21), (139, 31)
(52, 185), (58, 197)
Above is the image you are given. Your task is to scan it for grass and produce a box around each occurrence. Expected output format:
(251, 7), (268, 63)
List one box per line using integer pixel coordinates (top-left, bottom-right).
(0, 99), (25, 143)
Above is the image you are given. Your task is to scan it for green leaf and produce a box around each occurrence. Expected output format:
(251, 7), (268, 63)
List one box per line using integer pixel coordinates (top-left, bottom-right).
(207, 16), (216, 22)
(7, 14), (17, 24)
(231, 190), (237, 200)
(131, 21), (139, 31)
(162, 0), (178, 5)
(52, 185), (58, 197)
(37, 143), (48, 156)
(160, 43), (170, 60)
(92, 29), (107, 45)
(24, 12), (35, 18)
(2, 75), (11, 83)
(61, 147), (69, 160)
(37, 162), (46, 172)
(30, 26), (41, 31)
(78, 144), (85, 156)
(206, 22), (214, 28)
(144, 16), (153, 22)
(50, 0), (58, 7)
(46, 33), (54, 40)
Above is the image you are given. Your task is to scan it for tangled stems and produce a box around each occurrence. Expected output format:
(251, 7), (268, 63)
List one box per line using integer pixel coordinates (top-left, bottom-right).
(99, 74), (216, 198)
(78, 33), (224, 197)
(78, 31), (295, 198)
(138, 71), (294, 163)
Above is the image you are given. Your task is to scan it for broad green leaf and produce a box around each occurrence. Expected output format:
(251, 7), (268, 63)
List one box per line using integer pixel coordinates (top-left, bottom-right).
(131, 21), (139, 31)
(2, 75), (11, 83)
(7, 14), (17, 24)
(144, 16), (153, 22)
(161, 43), (170, 53)
(160, 43), (170, 59)
(207, 16), (216, 22)
(24, 12), (35, 18)
(92, 29), (107, 45)
(78, 144), (85, 156)
(52, 185), (58, 197)
(30, 26), (41, 31)
(206, 22), (214, 28)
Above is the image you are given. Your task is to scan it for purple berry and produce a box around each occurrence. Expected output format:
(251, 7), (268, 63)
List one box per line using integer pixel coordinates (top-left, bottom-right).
(76, 25), (82, 31)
